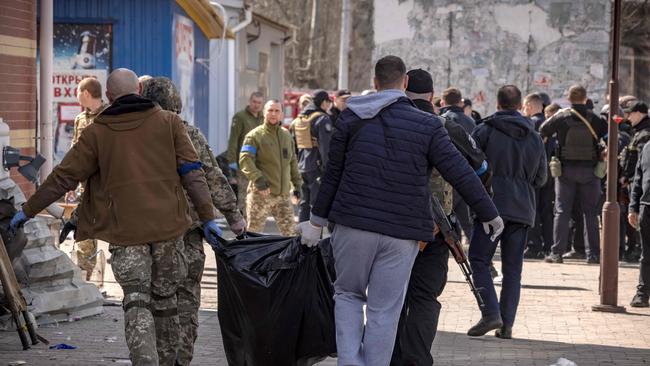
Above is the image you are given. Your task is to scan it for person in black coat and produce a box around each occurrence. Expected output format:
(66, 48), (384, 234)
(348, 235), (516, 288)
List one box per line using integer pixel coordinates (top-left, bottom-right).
(441, 88), (479, 242)
(297, 56), (503, 366)
(467, 85), (547, 339)
(391, 69), (491, 366)
(291, 90), (334, 222)
(540, 85), (608, 264)
(522, 93), (554, 258)
(629, 142), (650, 307)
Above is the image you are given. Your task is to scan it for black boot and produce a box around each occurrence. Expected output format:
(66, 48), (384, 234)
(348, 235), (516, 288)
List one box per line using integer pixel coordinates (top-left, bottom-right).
(495, 325), (512, 339)
(467, 315), (503, 337)
(630, 293), (649, 308)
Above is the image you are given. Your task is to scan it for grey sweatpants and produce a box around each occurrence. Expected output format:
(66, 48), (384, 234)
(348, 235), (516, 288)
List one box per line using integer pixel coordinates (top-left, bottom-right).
(331, 225), (419, 366)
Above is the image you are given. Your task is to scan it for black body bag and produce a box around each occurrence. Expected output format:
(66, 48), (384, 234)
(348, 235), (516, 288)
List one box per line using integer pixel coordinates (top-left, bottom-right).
(212, 232), (336, 366)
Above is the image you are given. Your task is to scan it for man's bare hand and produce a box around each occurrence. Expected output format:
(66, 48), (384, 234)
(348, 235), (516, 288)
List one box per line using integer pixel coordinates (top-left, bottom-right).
(628, 212), (639, 229)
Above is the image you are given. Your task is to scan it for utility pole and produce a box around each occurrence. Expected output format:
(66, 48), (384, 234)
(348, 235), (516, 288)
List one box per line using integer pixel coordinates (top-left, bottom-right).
(593, 0), (625, 314)
(338, 0), (351, 90)
(39, 0), (54, 183)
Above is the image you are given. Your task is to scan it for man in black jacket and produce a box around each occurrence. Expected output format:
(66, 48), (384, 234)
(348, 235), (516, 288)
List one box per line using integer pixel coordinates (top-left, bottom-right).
(620, 101), (650, 262)
(540, 85), (608, 264)
(440, 87), (478, 242)
(291, 90), (334, 222)
(621, 101), (650, 184)
(296, 56), (503, 366)
(391, 70), (491, 366)
(523, 93), (555, 258)
(467, 85), (547, 339)
(440, 87), (476, 134)
(628, 142), (650, 307)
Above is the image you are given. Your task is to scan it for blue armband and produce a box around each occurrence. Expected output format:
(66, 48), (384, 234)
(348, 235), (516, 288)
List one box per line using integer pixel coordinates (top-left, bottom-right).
(476, 160), (488, 176)
(241, 144), (257, 155)
(178, 162), (202, 176)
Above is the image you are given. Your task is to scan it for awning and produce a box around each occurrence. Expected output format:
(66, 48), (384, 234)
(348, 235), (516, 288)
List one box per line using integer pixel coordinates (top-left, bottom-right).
(175, 0), (235, 39)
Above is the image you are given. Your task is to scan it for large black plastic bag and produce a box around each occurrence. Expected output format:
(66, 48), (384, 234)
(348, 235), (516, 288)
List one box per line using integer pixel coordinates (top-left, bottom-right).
(213, 232), (336, 366)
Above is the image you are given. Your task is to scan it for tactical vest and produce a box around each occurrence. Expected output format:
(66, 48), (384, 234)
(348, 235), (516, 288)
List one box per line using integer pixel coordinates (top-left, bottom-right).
(561, 116), (598, 161)
(621, 128), (650, 179)
(293, 112), (324, 149)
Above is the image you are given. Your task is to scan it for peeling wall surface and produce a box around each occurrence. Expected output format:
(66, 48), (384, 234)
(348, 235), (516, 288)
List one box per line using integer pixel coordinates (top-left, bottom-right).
(372, 0), (611, 116)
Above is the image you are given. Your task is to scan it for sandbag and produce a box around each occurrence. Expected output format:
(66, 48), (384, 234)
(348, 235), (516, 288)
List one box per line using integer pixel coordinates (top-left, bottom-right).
(213, 233), (336, 366)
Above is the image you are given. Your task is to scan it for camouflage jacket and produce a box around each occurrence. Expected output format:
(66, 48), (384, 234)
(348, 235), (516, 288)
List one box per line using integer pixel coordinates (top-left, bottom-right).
(71, 102), (108, 147)
(185, 122), (243, 229)
(430, 169), (453, 216)
(226, 107), (263, 164)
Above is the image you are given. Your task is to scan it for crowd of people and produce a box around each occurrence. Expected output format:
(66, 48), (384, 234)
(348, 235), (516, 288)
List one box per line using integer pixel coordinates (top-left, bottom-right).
(4, 52), (649, 366)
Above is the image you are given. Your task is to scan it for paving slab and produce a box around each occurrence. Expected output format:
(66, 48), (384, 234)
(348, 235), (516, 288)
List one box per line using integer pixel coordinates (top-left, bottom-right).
(1, 220), (648, 365)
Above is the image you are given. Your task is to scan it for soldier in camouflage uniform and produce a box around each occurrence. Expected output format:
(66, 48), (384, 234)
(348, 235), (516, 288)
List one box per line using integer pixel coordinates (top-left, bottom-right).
(227, 92), (265, 219)
(140, 77), (246, 366)
(11, 68), (220, 366)
(71, 77), (107, 281)
(240, 100), (303, 236)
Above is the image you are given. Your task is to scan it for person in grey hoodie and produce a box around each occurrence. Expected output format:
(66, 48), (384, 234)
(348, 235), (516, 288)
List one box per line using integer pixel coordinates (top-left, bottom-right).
(296, 56), (503, 366)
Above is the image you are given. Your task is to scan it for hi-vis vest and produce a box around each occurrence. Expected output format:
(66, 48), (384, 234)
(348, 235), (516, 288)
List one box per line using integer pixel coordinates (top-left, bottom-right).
(292, 111), (324, 149)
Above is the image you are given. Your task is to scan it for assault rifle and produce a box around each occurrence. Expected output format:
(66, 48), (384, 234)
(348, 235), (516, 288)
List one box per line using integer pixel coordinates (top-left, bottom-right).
(430, 196), (485, 308)
(0, 235), (45, 349)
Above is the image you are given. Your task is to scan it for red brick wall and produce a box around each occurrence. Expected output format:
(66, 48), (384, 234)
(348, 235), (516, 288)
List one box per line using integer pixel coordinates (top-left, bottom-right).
(0, 0), (37, 197)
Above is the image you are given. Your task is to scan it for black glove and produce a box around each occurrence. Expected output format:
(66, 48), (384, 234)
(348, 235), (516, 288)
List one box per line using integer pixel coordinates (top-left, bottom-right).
(59, 217), (77, 243)
(292, 190), (301, 200)
(254, 178), (270, 190)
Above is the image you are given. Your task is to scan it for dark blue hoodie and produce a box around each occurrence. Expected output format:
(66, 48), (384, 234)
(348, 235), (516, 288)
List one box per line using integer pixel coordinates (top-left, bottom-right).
(311, 90), (498, 242)
(472, 110), (547, 226)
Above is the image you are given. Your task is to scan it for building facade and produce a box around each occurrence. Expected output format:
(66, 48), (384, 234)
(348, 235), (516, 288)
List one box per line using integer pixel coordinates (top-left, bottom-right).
(372, 0), (612, 115)
(45, 0), (231, 161)
(0, 0), (38, 195)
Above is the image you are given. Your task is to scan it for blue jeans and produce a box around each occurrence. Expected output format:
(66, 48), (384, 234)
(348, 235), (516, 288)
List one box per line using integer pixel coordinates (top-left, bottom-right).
(469, 221), (529, 327)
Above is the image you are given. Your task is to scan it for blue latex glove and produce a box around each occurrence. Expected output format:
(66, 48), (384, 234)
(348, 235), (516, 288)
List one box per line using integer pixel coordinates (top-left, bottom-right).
(10, 210), (28, 234)
(228, 163), (238, 172)
(203, 220), (223, 247)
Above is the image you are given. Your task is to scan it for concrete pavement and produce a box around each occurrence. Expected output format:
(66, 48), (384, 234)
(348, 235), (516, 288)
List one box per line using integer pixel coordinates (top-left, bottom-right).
(1, 220), (649, 365)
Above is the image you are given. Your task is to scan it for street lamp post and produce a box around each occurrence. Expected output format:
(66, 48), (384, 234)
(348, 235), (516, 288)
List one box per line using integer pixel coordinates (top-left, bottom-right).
(592, 0), (625, 313)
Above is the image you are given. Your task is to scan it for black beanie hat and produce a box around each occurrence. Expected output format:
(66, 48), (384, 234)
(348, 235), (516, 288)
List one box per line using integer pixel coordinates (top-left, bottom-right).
(406, 69), (433, 94)
(313, 90), (331, 107)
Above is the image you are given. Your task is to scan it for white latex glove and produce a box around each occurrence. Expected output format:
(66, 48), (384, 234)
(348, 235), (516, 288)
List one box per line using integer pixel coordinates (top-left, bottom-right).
(482, 216), (504, 242)
(296, 221), (322, 247)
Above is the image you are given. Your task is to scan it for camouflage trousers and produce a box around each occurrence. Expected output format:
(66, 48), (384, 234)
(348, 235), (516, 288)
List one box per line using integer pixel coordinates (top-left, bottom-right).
(76, 239), (97, 280)
(236, 170), (249, 220)
(176, 228), (205, 366)
(246, 189), (297, 236)
(109, 237), (187, 366)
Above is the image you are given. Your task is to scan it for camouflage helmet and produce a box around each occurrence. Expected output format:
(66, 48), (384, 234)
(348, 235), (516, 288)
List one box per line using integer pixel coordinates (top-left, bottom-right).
(140, 76), (182, 114)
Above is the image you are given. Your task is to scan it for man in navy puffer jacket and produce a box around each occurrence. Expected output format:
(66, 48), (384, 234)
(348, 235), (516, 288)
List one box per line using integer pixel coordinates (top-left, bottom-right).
(468, 85), (547, 340)
(297, 55), (503, 366)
